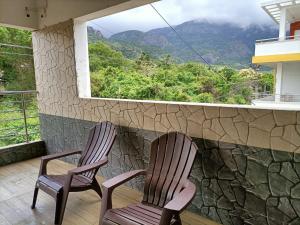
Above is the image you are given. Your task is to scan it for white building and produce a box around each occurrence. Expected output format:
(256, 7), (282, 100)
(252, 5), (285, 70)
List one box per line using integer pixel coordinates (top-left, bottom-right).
(252, 0), (300, 107)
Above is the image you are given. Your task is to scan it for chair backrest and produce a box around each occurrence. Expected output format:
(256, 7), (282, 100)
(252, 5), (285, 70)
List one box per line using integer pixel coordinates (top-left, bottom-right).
(142, 132), (198, 208)
(78, 121), (116, 180)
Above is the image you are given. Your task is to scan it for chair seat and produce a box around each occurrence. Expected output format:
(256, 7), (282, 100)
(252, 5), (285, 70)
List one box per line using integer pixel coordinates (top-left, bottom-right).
(38, 174), (92, 192)
(103, 203), (177, 225)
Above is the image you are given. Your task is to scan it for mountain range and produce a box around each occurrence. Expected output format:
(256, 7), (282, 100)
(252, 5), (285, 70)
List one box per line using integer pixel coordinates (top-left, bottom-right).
(88, 20), (278, 68)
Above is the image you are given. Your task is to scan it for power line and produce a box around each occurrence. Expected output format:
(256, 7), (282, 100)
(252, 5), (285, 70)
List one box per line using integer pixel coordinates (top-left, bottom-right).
(89, 22), (115, 36)
(0, 43), (32, 50)
(150, 4), (210, 66)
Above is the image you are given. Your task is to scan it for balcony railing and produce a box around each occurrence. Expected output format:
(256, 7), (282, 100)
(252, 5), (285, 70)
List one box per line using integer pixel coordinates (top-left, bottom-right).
(256, 35), (300, 44)
(0, 90), (40, 147)
(252, 93), (300, 103)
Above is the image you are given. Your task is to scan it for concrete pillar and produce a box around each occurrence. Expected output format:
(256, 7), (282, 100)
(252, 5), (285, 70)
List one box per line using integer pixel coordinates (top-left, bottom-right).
(275, 63), (283, 102)
(74, 20), (91, 98)
(279, 8), (287, 41)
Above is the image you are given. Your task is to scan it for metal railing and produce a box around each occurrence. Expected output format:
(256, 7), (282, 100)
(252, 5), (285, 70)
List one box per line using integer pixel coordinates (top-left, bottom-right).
(252, 93), (300, 103)
(256, 35), (300, 44)
(0, 90), (40, 147)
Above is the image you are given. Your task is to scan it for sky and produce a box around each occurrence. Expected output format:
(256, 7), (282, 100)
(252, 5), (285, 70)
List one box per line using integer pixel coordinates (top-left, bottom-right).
(89, 0), (276, 37)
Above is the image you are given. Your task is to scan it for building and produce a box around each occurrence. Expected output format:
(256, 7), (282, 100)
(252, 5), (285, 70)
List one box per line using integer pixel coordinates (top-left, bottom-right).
(252, 0), (300, 106)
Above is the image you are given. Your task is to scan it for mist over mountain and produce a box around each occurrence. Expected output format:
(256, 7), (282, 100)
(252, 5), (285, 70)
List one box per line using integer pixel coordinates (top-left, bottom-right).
(88, 20), (278, 68)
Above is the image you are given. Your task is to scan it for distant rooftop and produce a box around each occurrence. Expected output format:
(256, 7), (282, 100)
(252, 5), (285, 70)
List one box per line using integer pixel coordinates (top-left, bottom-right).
(262, 0), (300, 24)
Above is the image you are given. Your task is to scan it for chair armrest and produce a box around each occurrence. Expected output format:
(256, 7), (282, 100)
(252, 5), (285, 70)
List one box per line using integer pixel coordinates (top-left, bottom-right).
(68, 157), (108, 175)
(41, 150), (82, 162)
(39, 150), (82, 176)
(99, 169), (147, 223)
(102, 170), (146, 190)
(163, 181), (196, 213)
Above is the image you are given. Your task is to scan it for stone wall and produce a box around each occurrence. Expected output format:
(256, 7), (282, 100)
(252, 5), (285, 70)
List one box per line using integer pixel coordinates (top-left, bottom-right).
(32, 20), (300, 154)
(33, 20), (300, 225)
(40, 114), (300, 225)
(0, 141), (46, 166)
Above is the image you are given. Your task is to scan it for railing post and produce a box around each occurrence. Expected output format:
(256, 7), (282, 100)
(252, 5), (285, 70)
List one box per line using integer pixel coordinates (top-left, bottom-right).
(21, 93), (29, 143)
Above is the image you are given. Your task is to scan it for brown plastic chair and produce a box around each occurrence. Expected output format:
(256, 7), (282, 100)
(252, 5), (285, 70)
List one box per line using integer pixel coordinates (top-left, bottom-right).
(99, 132), (198, 225)
(31, 121), (116, 225)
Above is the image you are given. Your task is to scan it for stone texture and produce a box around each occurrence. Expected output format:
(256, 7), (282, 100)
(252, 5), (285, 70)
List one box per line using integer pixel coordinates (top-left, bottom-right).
(247, 128), (270, 149)
(0, 141), (46, 166)
(273, 111), (297, 126)
(33, 19), (300, 225)
(40, 113), (300, 225)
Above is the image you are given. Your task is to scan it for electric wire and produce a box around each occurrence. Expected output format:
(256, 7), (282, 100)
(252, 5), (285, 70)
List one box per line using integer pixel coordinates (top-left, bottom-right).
(150, 4), (210, 66)
(0, 43), (32, 49)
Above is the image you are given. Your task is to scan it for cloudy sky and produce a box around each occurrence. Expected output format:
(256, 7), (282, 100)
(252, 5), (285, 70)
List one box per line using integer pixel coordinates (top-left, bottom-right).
(89, 0), (276, 37)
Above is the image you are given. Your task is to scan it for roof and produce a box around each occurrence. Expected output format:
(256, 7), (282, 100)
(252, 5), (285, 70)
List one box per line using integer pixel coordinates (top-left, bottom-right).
(262, 0), (300, 24)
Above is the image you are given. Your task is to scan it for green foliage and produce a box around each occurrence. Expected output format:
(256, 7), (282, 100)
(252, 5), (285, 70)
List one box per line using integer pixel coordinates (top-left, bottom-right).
(0, 95), (40, 147)
(0, 26), (39, 147)
(90, 41), (273, 104)
(0, 26), (34, 91)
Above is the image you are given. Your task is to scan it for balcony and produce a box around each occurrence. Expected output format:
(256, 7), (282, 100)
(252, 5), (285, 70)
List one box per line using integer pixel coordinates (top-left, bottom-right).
(252, 36), (300, 64)
(0, 158), (217, 225)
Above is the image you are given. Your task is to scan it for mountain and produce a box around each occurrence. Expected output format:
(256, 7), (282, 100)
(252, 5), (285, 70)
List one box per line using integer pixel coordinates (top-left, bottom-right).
(88, 26), (104, 43)
(88, 21), (278, 68)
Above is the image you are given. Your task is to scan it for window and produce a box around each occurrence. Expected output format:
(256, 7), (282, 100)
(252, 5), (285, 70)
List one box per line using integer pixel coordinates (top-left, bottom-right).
(75, 1), (275, 105)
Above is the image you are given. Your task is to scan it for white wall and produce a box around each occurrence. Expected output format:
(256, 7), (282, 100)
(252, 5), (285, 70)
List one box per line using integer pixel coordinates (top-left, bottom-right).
(255, 39), (300, 56)
(282, 62), (300, 96)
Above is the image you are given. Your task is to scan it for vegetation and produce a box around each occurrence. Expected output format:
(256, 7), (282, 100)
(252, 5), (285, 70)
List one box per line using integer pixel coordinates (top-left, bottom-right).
(89, 41), (274, 104)
(0, 27), (39, 147)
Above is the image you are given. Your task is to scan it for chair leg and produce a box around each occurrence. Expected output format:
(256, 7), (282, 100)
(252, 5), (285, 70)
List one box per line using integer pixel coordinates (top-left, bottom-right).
(54, 191), (63, 225)
(31, 184), (39, 209)
(57, 190), (70, 225)
(92, 180), (102, 198)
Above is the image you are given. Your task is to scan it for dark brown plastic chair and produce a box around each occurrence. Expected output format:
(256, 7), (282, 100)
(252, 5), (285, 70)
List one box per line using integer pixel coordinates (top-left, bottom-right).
(99, 132), (198, 225)
(31, 121), (116, 225)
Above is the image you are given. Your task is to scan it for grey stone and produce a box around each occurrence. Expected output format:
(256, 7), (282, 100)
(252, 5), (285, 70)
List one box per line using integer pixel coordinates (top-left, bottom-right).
(269, 162), (281, 173)
(217, 196), (234, 210)
(232, 186), (246, 207)
(208, 207), (222, 223)
(291, 183), (300, 199)
(248, 149), (273, 167)
(209, 179), (223, 196)
(295, 152), (300, 163)
(294, 163), (300, 177)
(219, 180), (236, 202)
(248, 183), (270, 200)
(201, 207), (209, 215)
(269, 173), (293, 196)
(202, 185), (219, 206)
(280, 162), (299, 183)
(278, 197), (297, 218)
(267, 197), (279, 207)
(219, 149), (237, 170)
(272, 150), (293, 162)
(267, 207), (292, 225)
(289, 218), (300, 225)
(218, 166), (235, 180)
(217, 209), (232, 225)
(244, 192), (266, 216)
(291, 199), (300, 217)
(233, 154), (247, 175)
(246, 159), (268, 185)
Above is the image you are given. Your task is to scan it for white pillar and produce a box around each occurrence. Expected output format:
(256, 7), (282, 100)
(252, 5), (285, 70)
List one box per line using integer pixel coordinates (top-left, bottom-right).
(275, 63), (283, 102)
(279, 8), (287, 41)
(74, 20), (91, 98)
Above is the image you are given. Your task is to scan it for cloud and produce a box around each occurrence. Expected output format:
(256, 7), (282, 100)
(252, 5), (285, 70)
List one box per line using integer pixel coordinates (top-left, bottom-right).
(89, 0), (275, 37)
